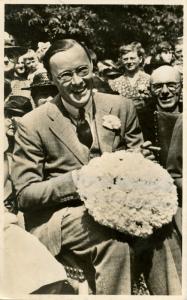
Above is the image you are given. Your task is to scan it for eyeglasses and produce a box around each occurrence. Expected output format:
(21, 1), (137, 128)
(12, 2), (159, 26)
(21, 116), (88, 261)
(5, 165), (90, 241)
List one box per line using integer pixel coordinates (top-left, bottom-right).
(57, 65), (90, 83)
(151, 82), (181, 94)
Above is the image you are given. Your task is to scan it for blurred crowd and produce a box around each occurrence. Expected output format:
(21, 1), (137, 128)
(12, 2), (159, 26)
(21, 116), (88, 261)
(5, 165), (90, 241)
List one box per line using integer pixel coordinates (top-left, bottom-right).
(4, 33), (183, 141)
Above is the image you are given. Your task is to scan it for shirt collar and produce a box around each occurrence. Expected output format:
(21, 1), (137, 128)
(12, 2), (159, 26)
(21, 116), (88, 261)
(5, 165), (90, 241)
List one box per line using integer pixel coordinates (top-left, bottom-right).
(61, 96), (93, 121)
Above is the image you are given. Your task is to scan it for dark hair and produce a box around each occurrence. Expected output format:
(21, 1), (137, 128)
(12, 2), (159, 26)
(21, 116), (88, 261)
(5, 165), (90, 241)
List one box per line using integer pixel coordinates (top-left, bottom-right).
(43, 39), (91, 78)
(156, 41), (173, 54)
(88, 48), (97, 66)
(149, 41), (174, 72)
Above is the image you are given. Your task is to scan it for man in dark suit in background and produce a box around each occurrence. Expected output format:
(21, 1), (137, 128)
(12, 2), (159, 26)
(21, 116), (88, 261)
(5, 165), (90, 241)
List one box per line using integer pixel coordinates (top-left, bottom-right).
(11, 39), (180, 294)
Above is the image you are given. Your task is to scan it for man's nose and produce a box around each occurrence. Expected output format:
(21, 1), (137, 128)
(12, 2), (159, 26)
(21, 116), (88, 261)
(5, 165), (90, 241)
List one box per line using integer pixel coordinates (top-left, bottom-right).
(161, 83), (169, 95)
(71, 72), (83, 85)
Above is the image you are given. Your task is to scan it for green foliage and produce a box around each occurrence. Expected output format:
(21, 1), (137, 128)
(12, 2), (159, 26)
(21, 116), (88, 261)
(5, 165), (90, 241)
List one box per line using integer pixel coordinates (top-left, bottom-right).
(5, 4), (183, 60)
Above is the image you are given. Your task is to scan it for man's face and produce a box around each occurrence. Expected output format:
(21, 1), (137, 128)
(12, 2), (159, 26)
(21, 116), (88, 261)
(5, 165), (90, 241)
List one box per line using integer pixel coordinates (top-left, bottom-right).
(151, 66), (181, 112)
(50, 44), (93, 108)
(121, 51), (142, 73)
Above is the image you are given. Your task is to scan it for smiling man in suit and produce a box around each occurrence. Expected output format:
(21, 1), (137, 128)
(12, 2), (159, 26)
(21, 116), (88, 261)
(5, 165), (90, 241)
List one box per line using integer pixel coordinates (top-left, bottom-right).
(11, 39), (177, 295)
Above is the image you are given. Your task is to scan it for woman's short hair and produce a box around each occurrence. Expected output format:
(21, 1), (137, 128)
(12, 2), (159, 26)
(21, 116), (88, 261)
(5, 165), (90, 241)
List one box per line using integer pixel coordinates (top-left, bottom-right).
(119, 42), (145, 59)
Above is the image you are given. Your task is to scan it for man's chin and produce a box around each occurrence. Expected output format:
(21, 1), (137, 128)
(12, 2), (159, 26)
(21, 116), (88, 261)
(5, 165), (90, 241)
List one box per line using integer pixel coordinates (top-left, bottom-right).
(70, 92), (92, 107)
(127, 67), (135, 71)
(159, 102), (178, 112)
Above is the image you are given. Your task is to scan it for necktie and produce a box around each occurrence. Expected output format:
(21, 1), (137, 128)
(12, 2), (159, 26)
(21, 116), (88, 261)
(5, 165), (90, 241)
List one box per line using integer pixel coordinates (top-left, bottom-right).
(77, 107), (93, 148)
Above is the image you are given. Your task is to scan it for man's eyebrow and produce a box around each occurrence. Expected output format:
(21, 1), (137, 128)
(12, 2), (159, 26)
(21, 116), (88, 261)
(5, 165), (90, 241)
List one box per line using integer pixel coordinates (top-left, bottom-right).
(59, 70), (71, 73)
(57, 70), (72, 76)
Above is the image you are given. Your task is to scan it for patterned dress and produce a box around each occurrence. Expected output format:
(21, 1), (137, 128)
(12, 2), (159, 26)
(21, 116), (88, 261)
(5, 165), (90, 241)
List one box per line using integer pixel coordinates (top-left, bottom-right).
(109, 70), (150, 110)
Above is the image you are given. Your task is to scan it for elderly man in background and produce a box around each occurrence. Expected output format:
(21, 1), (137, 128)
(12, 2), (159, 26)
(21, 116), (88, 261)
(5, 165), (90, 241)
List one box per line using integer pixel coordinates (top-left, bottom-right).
(138, 64), (182, 258)
(150, 65), (182, 166)
(11, 39), (180, 295)
(150, 65), (181, 113)
(139, 65), (182, 193)
(138, 65), (182, 156)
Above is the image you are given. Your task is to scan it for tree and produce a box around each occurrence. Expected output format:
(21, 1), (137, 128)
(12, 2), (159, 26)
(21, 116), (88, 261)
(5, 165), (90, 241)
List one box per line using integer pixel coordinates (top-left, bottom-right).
(5, 4), (183, 60)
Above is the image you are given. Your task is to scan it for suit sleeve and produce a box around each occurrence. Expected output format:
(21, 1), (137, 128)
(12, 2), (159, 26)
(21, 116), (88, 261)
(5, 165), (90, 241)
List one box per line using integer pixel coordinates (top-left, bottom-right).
(11, 119), (78, 212)
(120, 98), (144, 149)
(166, 115), (182, 204)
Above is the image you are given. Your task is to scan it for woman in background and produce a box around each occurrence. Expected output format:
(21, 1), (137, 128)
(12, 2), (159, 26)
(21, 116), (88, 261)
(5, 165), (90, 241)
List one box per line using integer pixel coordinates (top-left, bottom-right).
(109, 42), (150, 111)
(149, 41), (174, 73)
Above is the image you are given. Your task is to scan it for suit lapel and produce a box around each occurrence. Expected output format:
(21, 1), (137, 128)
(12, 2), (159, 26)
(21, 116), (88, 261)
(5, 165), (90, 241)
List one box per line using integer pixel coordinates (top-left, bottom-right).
(47, 95), (89, 165)
(94, 94), (116, 153)
(47, 93), (117, 161)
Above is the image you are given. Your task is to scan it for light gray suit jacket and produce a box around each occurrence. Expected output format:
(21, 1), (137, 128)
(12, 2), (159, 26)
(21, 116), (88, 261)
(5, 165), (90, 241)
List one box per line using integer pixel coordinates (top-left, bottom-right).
(12, 92), (143, 255)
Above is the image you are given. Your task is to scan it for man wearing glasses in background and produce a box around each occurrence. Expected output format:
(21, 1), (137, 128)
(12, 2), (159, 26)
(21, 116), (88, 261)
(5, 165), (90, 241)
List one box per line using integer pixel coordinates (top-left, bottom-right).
(150, 65), (182, 113)
(138, 64), (182, 264)
(11, 40), (180, 294)
(138, 65), (182, 147)
(151, 65), (182, 237)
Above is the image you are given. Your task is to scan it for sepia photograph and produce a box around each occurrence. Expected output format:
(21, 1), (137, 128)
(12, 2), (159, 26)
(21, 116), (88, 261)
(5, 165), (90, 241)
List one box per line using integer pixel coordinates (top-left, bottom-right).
(1, 0), (185, 298)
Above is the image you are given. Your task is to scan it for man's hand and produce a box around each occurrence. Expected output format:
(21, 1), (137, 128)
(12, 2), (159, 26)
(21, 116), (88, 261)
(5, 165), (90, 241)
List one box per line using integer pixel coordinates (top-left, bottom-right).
(126, 141), (160, 161)
(5, 117), (20, 137)
(140, 141), (157, 161)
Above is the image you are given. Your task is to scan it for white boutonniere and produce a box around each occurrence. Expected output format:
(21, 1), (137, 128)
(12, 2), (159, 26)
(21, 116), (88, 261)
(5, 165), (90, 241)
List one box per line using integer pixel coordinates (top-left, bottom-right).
(102, 115), (121, 130)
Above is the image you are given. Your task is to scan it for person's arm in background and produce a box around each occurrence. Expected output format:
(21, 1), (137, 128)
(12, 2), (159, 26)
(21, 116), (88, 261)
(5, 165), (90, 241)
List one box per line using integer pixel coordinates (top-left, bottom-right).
(119, 97), (155, 160)
(166, 114), (182, 236)
(119, 97), (143, 149)
(166, 114), (182, 205)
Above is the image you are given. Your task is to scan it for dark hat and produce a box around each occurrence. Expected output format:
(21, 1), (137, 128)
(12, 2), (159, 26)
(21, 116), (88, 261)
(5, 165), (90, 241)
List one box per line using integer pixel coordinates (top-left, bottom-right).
(5, 46), (28, 58)
(102, 68), (121, 78)
(22, 71), (55, 90)
(4, 95), (32, 117)
(4, 32), (27, 57)
(98, 60), (121, 78)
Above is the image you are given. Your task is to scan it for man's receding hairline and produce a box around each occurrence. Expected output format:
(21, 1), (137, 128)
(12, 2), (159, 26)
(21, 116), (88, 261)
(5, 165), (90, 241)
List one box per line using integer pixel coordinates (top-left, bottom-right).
(43, 39), (92, 76)
(49, 42), (90, 67)
(151, 65), (181, 82)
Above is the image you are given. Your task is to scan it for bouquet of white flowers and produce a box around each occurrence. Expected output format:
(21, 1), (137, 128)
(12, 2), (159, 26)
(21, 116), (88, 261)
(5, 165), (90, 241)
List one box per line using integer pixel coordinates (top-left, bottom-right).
(77, 151), (178, 238)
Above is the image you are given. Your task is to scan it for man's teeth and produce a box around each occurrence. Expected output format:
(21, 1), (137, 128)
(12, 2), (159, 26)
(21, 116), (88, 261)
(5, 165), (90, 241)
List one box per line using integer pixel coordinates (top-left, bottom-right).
(74, 88), (85, 93)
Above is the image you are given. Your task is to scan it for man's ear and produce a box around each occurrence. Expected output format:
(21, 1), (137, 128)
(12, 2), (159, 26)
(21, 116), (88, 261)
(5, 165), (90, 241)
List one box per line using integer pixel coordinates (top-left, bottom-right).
(90, 61), (94, 72)
(48, 72), (55, 84)
(139, 56), (143, 64)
